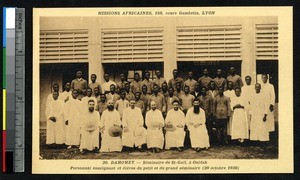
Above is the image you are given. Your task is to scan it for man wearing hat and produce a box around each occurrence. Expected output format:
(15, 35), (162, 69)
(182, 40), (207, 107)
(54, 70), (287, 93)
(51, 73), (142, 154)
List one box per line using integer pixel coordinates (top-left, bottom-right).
(186, 99), (210, 152)
(80, 100), (101, 154)
(122, 100), (146, 152)
(164, 100), (186, 152)
(145, 101), (165, 153)
(99, 100), (122, 152)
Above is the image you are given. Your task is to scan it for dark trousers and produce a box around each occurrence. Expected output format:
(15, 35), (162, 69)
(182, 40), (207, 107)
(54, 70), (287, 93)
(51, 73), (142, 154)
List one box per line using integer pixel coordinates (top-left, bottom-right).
(206, 116), (213, 144)
(215, 118), (228, 145)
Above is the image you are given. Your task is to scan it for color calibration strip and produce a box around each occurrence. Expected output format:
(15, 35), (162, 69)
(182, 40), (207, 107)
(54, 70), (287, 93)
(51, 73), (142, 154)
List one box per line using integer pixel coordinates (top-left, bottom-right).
(2, 7), (25, 173)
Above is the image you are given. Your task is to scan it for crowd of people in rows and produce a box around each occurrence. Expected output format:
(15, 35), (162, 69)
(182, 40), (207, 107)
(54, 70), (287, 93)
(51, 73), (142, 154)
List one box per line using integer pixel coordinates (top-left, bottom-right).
(45, 67), (276, 154)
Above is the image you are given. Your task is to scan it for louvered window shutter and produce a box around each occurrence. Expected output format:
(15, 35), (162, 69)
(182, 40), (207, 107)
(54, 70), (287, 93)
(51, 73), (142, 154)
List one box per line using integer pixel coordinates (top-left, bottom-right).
(101, 28), (164, 62)
(255, 24), (278, 60)
(176, 25), (242, 61)
(40, 29), (89, 61)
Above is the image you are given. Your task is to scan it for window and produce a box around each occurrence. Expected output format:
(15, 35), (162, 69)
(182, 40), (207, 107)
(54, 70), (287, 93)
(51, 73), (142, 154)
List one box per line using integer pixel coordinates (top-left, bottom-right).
(176, 25), (242, 61)
(101, 27), (164, 62)
(255, 24), (278, 60)
(40, 29), (89, 62)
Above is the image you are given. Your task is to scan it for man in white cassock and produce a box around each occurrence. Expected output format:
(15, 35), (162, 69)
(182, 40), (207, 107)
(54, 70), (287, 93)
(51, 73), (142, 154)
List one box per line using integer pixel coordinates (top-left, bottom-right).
(186, 99), (210, 152)
(100, 100), (122, 152)
(122, 100), (146, 152)
(60, 82), (72, 103)
(64, 89), (82, 149)
(145, 101), (165, 153)
(249, 83), (269, 144)
(260, 74), (276, 133)
(45, 91), (65, 146)
(80, 100), (100, 154)
(165, 100), (186, 151)
(46, 83), (60, 105)
(241, 76), (255, 131)
(230, 87), (249, 143)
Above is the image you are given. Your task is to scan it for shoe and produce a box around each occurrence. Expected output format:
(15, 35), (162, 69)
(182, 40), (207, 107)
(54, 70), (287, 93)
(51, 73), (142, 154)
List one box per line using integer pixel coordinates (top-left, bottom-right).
(152, 148), (156, 153)
(93, 148), (99, 153)
(195, 147), (201, 152)
(81, 149), (87, 155)
(176, 147), (183, 152)
(155, 148), (160, 153)
(67, 145), (72, 149)
(138, 148), (145, 152)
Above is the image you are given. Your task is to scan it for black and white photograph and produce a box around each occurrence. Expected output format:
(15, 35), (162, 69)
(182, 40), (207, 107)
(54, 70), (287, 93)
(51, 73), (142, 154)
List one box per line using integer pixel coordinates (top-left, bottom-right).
(32, 7), (293, 174)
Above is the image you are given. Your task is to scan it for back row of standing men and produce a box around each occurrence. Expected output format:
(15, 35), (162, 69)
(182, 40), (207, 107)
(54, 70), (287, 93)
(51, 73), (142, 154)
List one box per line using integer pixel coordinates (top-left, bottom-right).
(46, 67), (276, 152)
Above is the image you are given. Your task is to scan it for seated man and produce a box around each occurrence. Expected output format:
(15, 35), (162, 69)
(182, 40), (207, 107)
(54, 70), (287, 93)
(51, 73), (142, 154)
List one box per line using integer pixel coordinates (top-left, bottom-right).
(164, 100), (186, 151)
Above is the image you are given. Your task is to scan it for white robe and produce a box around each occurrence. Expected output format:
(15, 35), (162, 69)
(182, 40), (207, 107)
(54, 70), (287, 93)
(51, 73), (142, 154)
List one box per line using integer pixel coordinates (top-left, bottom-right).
(165, 109), (186, 149)
(115, 99), (129, 120)
(145, 109), (165, 149)
(230, 95), (249, 140)
(261, 83), (276, 132)
(80, 110), (100, 151)
(241, 85), (255, 130)
(249, 93), (269, 141)
(60, 91), (72, 102)
(186, 108), (210, 148)
(64, 98), (82, 146)
(224, 90), (235, 136)
(100, 109), (122, 152)
(45, 98), (65, 144)
(122, 107), (146, 147)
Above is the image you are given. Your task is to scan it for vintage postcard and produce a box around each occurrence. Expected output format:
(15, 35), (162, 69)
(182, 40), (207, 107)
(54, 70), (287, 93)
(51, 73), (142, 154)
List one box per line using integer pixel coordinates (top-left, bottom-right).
(32, 7), (293, 174)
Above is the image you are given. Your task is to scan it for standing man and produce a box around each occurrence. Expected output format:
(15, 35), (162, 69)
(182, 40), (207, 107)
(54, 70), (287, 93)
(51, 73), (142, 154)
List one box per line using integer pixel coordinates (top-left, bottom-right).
(213, 86), (231, 145)
(97, 93), (108, 117)
(153, 70), (167, 89)
(106, 84), (120, 104)
(130, 72), (142, 94)
(134, 92), (145, 116)
(207, 81), (219, 100)
(213, 69), (227, 89)
(122, 100), (146, 152)
(230, 87), (249, 143)
(64, 89), (82, 149)
(226, 67), (243, 89)
(166, 87), (180, 112)
(61, 82), (72, 103)
(100, 100), (122, 152)
(198, 86), (214, 144)
(164, 100), (186, 151)
(145, 101), (165, 153)
(168, 69), (184, 90)
(102, 73), (117, 94)
(249, 83), (269, 145)
(80, 100), (100, 154)
(46, 83), (60, 105)
(260, 74), (276, 133)
(241, 76), (255, 131)
(81, 88), (98, 110)
(174, 81), (184, 98)
(140, 85), (151, 113)
(191, 82), (201, 99)
(115, 91), (129, 120)
(45, 91), (65, 147)
(89, 74), (102, 95)
(160, 82), (169, 98)
(141, 70), (153, 94)
(116, 73), (128, 92)
(198, 69), (213, 89)
(224, 81), (235, 136)
(71, 70), (88, 100)
(184, 71), (197, 93)
(124, 82), (134, 102)
(186, 99), (210, 152)
(179, 86), (195, 115)
(148, 84), (167, 116)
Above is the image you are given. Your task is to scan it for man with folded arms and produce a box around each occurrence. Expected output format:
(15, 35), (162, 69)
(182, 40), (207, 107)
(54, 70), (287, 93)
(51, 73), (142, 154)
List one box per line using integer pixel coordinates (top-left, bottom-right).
(186, 99), (210, 152)
(122, 100), (146, 152)
(145, 101), (165, 153)
(99, 100), (122, 152)
(80, 100), (100, 154)
(45, 91), (65, 147)
(164, 100), (186, 152)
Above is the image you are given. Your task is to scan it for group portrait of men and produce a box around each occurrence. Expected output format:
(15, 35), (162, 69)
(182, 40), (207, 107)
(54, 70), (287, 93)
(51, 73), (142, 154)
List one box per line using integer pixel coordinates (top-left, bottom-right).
(44, 66), (276, 155)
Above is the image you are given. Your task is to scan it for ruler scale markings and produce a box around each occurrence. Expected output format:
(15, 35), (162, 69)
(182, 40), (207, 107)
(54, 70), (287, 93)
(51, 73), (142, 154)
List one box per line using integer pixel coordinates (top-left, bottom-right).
(14, 8), (25, 173)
